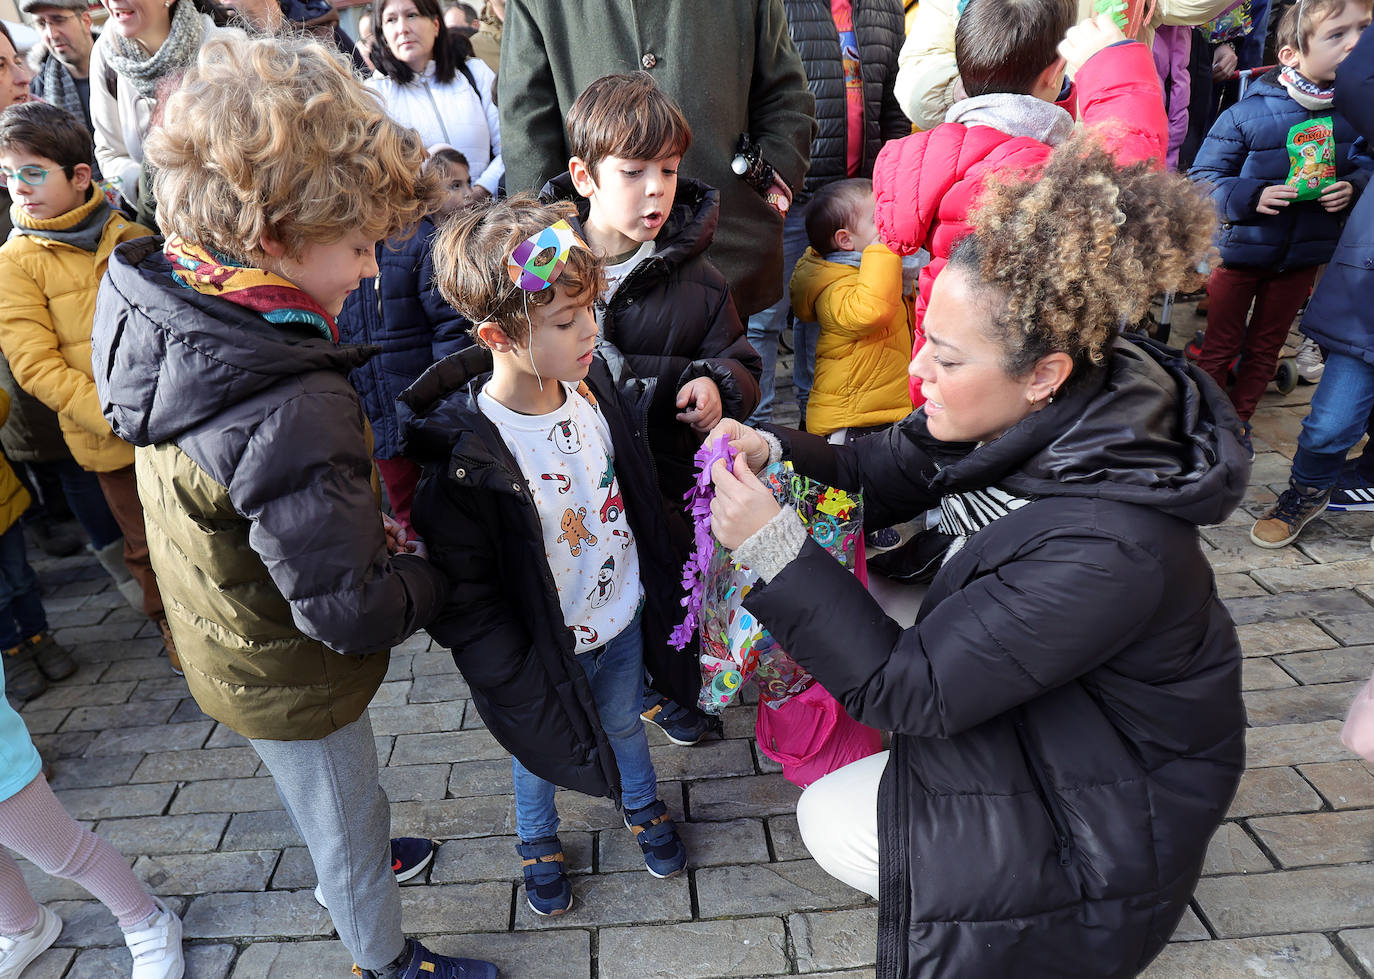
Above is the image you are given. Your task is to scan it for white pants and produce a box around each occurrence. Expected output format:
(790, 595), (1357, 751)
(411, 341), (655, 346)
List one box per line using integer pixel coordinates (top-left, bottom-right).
(796, 750), (886, 899)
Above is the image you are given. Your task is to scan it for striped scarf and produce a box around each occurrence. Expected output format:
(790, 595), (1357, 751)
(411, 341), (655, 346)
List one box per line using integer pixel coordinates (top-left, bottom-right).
(937, 483), (1033, 564)
(163, 235), (339, 342)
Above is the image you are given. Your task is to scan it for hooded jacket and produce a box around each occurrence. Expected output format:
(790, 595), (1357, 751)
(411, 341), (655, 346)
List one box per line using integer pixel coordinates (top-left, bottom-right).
(91, 237), (449, 741)
(398, 345), (699, 800)
(1189, 69), (1371, 270)
(749, 337), (1249, 978)
(543, 173), (761, 510)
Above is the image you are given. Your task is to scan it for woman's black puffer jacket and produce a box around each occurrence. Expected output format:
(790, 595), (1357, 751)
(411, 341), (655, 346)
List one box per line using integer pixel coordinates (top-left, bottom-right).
(748, 337), (1250, 978)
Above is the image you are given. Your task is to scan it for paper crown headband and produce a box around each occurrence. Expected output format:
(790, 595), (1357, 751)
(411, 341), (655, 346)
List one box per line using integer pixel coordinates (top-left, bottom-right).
(507, 219), (587, 292)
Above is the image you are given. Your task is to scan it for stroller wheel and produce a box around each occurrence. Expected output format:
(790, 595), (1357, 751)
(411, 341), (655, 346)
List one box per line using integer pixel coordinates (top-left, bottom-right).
(1274, 357), (1299, 395)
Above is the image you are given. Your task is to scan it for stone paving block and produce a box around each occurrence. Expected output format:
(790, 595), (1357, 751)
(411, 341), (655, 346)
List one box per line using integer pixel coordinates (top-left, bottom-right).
(266, 846), (312, 890)
(46, 752), (142, 790)
(1224, 588), (1373, 627)
(721, 705), (758, 740)
(411, 650), (454, 676)
(169, 777), (284, 814)
(1302, 533), (1374, 565)
(1316, 612), (1374, 646)
(1249, 810), (1374, 867)
(1277, 645), (1374, 685)
(1243, 681), (1363, 727)
(220, 809), (300, 851)
(53, 782), (175, 820)
(53, 617), (147, 645)
(184, 943), (237, 979)
(1243, 658), (1298, 691)
(1227, 766), (1323, 817)
(1171, 906), (1210, 941)
(390, 729), (508, 767)
(229, 940), (361, 978)
(51, 896), (186, 948)
(430, 833), (593, 883)
(204, 723), (250, 749)
(384, 653), (414, 681)
(690, 774), (802, 821)
(19, 707), (70, 735)
(59, 699), (177, 732)
(97, 814), (228, 856)
(421, 930), (592, 979)
(399, 882), (510, 933)
(447, 758), (517, 799)
(1235, 619), (1337, 658)
(85, 720), (213, 755)
(134, 850), (277, 895)
(1244, 720), (1352, 768)
(67, 948), (134, 978)
(791, 908), (879, 973)
(17, 855), (98, 903)
(99, 657), (183, 681)
(1338, 927), (1374, 973)
(1194, 864), (1374, 936)
(753, 742), (784, 776)
(599, 918), (788, 979)
(542, 782), (685, 834)
(19, 948), (75, 979)
(768, 814), (810, 862)
(648, 737), (757, 782)
(131, 747), (262, 783)
(1255, 558), (1374, 592)
(379, 762), (451, 802)
(369, 679), (411, 707)
(388, 796), (515, 840)
(1139, 933), (1358, 978)
(182, 889), (334, 938)
(1203, 528), (1313, 575)
(461, 701), (486, 729)
(514, 869), (691, 930)
(368, 702), (465, 737)
(1202, 822), (1273, 875)
(696, 860), (872, 918)
(1300, 760), (1374, 809)
(132, 676), (202, 702)
(23, 679), (136, 710)
(1214, 573), (1268, 599)
(600, 817), (769, 873)
(406, 670), (470, 703)
(169, 698), (211, 724)
(30, 729), (95, 758)
(397, 631), (434, 654)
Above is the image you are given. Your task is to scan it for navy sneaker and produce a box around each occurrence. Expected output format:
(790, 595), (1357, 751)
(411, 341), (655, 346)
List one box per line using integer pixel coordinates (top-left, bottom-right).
(316, 838), (435, 907)
(1328, 469), (1374, 511)
(624, 799), (686, 879)
(641, 692), (713, 746)
(516, 836), (573, 916)
(1239, 422), (1255, 462)
(354, 938), (497, 979)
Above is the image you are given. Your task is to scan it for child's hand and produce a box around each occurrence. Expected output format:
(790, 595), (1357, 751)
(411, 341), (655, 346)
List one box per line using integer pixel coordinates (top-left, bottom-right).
(1320, 180), (1354, 212)
(709, 455), (782, 550)
(1257, 184), (1299, 215)
(706, 419), (771, 472)
(677, 377), (724, 433)
(382, 513), (407, 555)
(1058, 13), (1128, 77)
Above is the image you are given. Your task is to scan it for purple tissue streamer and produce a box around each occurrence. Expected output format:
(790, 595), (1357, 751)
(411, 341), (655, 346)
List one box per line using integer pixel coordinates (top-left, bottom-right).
(668, 435), (737, 650)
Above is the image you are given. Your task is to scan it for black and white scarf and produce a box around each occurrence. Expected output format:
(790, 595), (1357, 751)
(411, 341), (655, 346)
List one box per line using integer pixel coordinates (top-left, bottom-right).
(937, 483), (1033, 564)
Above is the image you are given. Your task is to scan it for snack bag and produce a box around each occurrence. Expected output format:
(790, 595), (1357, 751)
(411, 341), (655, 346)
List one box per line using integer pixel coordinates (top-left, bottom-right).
(1202, 0), (1252, 44)
(1286, 117), (1338, 201)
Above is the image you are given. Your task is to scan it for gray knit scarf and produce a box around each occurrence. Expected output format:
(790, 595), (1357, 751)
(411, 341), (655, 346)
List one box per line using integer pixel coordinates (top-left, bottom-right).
(104, 0), (204, 98)
(39, 54), (84, 121)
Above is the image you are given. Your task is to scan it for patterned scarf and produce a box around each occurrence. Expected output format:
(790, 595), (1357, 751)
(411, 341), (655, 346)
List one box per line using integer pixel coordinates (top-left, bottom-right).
(163, 235), (339, 342)
(937, 482), (1033, 565)
(105, 0), (205, 98)
(1279, 66), (1335, 111)
(39, 54), (84, 121)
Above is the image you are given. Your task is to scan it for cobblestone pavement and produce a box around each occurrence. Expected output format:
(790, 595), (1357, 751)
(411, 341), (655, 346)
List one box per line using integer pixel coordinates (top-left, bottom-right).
(14, 312), (1374, 978)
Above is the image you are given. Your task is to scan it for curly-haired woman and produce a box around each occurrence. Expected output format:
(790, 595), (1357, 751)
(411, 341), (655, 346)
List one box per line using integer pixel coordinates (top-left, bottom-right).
(706, 134), (1250, 978)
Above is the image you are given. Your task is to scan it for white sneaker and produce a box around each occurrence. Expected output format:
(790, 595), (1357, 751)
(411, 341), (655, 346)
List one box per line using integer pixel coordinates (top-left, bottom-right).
(0, 905), (60, 978)
(1296, 337), (1325, 383)
(123, 898), (184, 979)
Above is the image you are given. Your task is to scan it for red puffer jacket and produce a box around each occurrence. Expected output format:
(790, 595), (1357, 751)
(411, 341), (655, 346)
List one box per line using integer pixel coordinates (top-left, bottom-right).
(873, 41), (1169, 403)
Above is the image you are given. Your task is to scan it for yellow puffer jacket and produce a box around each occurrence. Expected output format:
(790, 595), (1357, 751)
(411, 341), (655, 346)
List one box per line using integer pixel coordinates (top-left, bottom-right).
(791, 243), (914, 437)
(0, 390), (32, 535)
(0, 191), (151, 472)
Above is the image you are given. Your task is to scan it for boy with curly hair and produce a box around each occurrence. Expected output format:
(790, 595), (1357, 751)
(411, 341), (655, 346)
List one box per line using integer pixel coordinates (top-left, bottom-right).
(89, 32), (497, 979)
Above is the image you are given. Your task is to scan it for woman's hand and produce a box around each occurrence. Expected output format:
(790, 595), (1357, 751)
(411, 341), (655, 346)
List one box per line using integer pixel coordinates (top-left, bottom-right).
(706, 419), (770, 471)
(709, 456), (782, 549)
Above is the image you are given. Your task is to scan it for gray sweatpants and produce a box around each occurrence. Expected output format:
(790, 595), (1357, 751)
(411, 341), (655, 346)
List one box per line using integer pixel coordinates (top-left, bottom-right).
(251, 713), (405, 970)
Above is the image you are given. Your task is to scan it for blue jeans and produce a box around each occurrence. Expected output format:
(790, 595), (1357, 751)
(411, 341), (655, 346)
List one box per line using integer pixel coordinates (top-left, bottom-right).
(1291, 350), (1374, 489)
(512, 616), (658, 841)
(746, 202), (811, 425)
(57, 461), (122, 550)
(0, 524), (46, 650)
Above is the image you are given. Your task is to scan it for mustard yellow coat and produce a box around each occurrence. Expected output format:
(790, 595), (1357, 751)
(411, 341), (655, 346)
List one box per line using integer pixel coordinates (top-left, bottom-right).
(0, 193), (151, 472)
(0, 389), (32, 535)
(791, 243), (914, 437)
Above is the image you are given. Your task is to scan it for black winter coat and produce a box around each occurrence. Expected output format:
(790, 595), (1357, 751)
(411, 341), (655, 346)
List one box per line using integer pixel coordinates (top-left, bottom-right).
(750, 338), (1250, 978)
(1303, 25), (1374, 361)
(783, 0), (908, 200)
(542, 173), (762, 512)
(398, 345), (700, 801)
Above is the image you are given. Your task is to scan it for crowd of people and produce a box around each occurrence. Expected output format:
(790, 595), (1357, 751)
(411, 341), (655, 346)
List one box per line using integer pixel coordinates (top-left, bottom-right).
(0, 0), (1371, 974)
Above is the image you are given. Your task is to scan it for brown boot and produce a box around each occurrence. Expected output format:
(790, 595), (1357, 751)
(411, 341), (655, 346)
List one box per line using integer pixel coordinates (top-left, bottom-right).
(156, 617), (183, 677)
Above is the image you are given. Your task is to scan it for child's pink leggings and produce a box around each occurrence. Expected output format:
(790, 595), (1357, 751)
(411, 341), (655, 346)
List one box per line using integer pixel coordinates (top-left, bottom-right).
(0, 774), (156, 934)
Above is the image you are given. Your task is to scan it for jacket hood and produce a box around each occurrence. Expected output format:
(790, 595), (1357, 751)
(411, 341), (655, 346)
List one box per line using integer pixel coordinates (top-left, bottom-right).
(93, 237), (376, 447)
(926, 336), (1251, 527)
(789, 247), (848, 323)
(540, 173), (720, 269)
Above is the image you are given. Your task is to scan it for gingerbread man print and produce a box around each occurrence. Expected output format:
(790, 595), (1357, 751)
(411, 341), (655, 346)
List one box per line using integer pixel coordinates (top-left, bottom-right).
(557, 507), (597, 556)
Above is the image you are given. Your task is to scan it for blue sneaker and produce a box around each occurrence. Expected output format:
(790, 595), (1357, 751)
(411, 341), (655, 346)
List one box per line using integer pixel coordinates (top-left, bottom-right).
(641, 692), (712, 746)
(354, 938), (497, 978)
(316, 837), (435, 907)
(516, 836), (573, 916)
(624, 800), (686, 879)
(1328, 469), (1374, 511)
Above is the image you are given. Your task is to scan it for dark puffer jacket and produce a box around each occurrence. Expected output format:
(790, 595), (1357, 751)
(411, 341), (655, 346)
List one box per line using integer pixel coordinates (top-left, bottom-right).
(398, 345), (699, 800)
(91, 237), (449, 741)
(1190, 70), (1371, 270)
(542, 173), (762, 510)
(748, 338), (1249, 978)
(783, 0), (908, 200)
(336, 219), (471, 460)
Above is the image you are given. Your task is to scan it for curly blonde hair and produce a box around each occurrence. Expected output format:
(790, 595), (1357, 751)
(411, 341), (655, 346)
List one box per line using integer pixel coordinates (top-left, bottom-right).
(952, 131), (1217, 379)
(145, 31), (435, 263)
(431, 194), (606, 347)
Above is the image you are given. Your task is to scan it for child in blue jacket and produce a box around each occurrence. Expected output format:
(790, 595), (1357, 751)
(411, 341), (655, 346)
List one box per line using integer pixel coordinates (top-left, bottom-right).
(1191, 0), (1372, 453)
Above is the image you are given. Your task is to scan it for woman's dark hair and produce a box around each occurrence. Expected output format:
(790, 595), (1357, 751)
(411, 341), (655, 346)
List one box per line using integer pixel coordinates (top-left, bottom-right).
(0, 21), (14, 46)
(369, 0), (474, 85)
